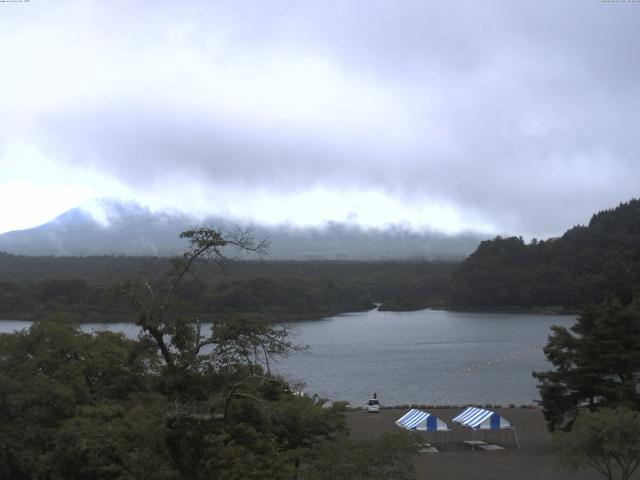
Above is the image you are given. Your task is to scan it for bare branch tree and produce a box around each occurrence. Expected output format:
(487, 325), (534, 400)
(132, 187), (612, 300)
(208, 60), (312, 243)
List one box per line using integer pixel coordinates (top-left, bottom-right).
(113, 226), (295, 402)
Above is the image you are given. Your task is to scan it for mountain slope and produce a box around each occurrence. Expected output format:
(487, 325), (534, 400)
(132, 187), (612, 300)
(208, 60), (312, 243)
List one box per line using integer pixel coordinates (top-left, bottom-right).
(450, 199), (640, 308)
(0, 199), (483, 260)
(0, 201), (190, 256)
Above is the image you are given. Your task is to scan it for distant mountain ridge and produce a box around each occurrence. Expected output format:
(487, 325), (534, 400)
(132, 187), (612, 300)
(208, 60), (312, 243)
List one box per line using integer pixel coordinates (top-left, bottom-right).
(0, 199), (484, 260)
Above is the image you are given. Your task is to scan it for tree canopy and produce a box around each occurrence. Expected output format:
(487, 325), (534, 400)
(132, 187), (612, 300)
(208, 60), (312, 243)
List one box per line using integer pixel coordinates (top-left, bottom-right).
(555, 407), (640, 480)
(0, 254), (455, 322)
(0, 228), (416, 479)
(451, 199), (640, 309)
(533, 294), (640, 431)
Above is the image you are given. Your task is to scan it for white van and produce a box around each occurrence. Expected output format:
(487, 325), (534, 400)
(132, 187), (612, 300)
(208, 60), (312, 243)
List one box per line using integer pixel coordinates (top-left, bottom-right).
(367, 398), (380, 413)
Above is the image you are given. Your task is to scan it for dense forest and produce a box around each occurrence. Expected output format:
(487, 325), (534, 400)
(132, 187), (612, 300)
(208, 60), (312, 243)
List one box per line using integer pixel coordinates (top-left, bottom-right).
(450, 199), (640, 310)
(0, 229), (417, 479)
(2, 199), (639, 321)
(0, 253), (455, 322)
(2, 203), (640, 478)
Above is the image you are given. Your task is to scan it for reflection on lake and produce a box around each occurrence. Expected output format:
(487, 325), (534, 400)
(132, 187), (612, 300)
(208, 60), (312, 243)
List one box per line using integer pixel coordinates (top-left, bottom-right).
(0, 308), (574, 406)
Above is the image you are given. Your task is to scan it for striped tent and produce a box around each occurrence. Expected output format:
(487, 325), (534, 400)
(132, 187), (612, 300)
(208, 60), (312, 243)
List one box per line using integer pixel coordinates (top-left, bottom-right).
(452, 407), (511, 430)
(452, 407), (520, 449)
(395, 409), (449, 432)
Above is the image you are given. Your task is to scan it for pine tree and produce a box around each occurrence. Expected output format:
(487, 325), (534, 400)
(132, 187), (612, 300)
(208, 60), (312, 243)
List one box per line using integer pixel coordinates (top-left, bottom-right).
(534, 294), (640, 431)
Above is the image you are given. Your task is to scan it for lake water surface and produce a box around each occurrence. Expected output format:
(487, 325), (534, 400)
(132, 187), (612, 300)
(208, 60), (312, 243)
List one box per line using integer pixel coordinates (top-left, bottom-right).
(0, 308), (574, 407)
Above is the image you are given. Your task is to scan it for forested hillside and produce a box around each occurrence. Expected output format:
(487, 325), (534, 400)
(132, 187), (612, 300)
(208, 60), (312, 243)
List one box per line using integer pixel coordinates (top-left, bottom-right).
(0, 229), (417, 479)
(450, 199), (640, 309)
(0, 254), (454, 321)
(3, 199), (639, 320)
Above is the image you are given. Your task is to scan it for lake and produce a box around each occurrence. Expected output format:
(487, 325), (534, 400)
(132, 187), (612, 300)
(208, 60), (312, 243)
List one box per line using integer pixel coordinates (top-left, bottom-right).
(0, 308), (574, 407)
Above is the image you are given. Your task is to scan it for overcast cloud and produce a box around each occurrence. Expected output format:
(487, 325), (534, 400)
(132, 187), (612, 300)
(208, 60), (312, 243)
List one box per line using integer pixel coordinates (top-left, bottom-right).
(1, 0), (638, 237)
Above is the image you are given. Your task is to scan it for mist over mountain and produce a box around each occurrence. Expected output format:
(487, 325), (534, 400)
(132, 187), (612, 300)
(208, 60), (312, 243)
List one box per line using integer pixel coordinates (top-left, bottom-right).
(0, 200), (483, 260)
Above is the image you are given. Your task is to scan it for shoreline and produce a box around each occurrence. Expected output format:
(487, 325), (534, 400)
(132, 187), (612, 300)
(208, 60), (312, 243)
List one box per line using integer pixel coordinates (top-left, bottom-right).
(347, 403), (540, 411)
(399, 305), (580, 316)
(0, 303), (580, 324)
(344, 408), (604, 480)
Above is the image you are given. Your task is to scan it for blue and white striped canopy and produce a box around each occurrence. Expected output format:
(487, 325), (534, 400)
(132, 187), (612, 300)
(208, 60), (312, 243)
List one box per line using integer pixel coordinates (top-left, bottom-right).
(395, 409), (449, 432)
(452, 407), (511, 430)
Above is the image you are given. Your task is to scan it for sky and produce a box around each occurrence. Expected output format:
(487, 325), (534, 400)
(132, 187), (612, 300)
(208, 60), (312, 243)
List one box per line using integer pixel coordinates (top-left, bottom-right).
(1, 0), (639, 238)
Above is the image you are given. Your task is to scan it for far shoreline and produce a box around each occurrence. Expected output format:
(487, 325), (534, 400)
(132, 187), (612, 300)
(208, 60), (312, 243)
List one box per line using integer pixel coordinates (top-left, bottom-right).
(0, 304), (579, 324)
